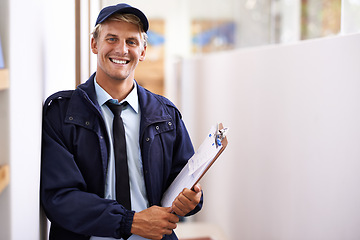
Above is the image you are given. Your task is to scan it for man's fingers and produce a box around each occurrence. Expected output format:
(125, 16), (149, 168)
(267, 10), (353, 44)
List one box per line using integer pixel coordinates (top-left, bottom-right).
(171, 187), (202, 216)
(172, 193), (192, 216)
(131, 206), (179, 239)
(193, 183), (202, 193)
(182, 187), (202, 203)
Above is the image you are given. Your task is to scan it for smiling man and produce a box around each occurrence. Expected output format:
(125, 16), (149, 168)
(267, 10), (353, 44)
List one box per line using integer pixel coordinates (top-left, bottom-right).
(41, 3), (203, 240)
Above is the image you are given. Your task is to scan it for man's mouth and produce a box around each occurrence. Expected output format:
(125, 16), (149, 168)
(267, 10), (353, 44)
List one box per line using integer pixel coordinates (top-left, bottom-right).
(110, 58), (129, 64)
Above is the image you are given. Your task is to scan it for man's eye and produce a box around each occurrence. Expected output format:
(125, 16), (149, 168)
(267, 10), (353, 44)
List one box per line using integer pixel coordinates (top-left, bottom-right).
(127, 40), (137, 45)
(107, 38), (116, 42)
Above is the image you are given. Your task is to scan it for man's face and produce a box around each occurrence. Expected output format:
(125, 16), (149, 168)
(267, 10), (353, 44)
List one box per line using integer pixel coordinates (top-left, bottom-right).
(91, 20), (146, 83)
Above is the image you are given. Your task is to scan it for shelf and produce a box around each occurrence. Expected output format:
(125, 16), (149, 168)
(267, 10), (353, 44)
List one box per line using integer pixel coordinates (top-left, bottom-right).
(0, 164), (10, 195)
(0, 68), (9, 90)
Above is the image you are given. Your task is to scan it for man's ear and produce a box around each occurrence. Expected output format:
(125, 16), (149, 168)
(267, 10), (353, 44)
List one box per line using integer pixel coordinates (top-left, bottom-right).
(139, 45), (147, 61)
(91, 37), (98, 54)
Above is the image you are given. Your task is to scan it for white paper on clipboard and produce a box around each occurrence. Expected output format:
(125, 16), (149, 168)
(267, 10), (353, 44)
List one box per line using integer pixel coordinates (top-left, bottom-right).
(161, 123), (228, 207)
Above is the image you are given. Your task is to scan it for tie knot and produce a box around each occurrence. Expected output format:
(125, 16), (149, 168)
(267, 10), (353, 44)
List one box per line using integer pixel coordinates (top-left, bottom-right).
(106, 101), (128, 116)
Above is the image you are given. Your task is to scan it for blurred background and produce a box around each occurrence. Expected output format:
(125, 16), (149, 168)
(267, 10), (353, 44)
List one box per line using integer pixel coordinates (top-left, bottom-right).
(0, 0), (360, 239)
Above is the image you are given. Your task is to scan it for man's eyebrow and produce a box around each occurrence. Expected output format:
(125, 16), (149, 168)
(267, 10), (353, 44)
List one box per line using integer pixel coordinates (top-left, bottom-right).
(104, 33), (118, 38)
(127, 37), (139, 42)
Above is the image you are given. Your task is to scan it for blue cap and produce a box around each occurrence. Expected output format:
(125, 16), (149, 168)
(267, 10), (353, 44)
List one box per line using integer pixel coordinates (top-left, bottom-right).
(95, 3), (149, 32)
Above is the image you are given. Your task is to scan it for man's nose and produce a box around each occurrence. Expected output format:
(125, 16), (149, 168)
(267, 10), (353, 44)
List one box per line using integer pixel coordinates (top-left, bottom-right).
(116, 41), (128, 55)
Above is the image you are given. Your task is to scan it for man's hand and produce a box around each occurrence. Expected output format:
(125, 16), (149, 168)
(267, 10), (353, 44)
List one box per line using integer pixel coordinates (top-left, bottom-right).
(171, 183), (202, 217)
(131, 206), (179, 240)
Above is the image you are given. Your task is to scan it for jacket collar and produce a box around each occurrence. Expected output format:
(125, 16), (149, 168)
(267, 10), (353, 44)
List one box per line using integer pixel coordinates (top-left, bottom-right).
(77, 73), (103, 114)
(137, 82), (172, 123)
(75, 72), (172, 126)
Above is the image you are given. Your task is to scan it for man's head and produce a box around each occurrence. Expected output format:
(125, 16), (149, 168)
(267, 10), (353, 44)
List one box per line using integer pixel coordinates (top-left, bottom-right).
(92, 3), (149, 48)
(91, 3), (149, 84)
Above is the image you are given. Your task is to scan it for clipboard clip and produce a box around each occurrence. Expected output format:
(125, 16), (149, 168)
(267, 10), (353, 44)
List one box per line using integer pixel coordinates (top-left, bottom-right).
(215, 124), (228, 147)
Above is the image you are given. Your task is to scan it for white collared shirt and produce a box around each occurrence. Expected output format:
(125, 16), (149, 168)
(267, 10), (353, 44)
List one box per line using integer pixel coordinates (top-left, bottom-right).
(91, 77), (149, 240)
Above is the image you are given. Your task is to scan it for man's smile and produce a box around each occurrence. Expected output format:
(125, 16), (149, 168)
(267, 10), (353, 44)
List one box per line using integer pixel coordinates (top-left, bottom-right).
(110, 58), (129, 64)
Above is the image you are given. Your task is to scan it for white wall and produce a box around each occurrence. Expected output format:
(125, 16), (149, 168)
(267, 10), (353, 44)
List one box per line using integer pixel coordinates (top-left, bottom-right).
(42, 1), (76, 97)
(0, 1), (76, 239)
(341, 0), (360, 34)
(8, 0), (44, 239)
(181, 33), (360, 240)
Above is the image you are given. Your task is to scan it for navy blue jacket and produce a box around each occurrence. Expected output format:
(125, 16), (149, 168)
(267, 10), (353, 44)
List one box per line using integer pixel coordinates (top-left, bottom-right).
(40, 74), (202, 240)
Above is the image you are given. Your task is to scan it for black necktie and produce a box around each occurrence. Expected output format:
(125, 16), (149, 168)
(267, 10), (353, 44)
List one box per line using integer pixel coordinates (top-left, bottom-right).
(106, 101), (131, 210)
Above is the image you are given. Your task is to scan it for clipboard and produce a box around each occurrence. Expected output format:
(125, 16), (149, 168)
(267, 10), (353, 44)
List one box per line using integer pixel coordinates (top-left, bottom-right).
(161, 123), (228, 207)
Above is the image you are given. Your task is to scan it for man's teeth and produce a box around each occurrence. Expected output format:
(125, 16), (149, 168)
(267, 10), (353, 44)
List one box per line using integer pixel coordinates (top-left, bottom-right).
(111, 58), (127, 64)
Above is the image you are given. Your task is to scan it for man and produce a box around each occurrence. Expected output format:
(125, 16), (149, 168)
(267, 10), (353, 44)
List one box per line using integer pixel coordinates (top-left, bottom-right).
(40, 3), (203, 240)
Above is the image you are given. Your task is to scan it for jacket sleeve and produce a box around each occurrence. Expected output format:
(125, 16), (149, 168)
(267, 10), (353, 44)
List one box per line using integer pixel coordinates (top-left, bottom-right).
(40, 94), (133, 239)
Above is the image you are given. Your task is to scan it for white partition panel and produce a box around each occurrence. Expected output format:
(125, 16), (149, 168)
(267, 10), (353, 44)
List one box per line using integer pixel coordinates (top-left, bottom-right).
(181, 33), (360, 240)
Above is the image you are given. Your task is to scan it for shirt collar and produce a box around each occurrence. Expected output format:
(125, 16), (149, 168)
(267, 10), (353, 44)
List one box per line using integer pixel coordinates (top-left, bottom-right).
(94, 76), (139, 114)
